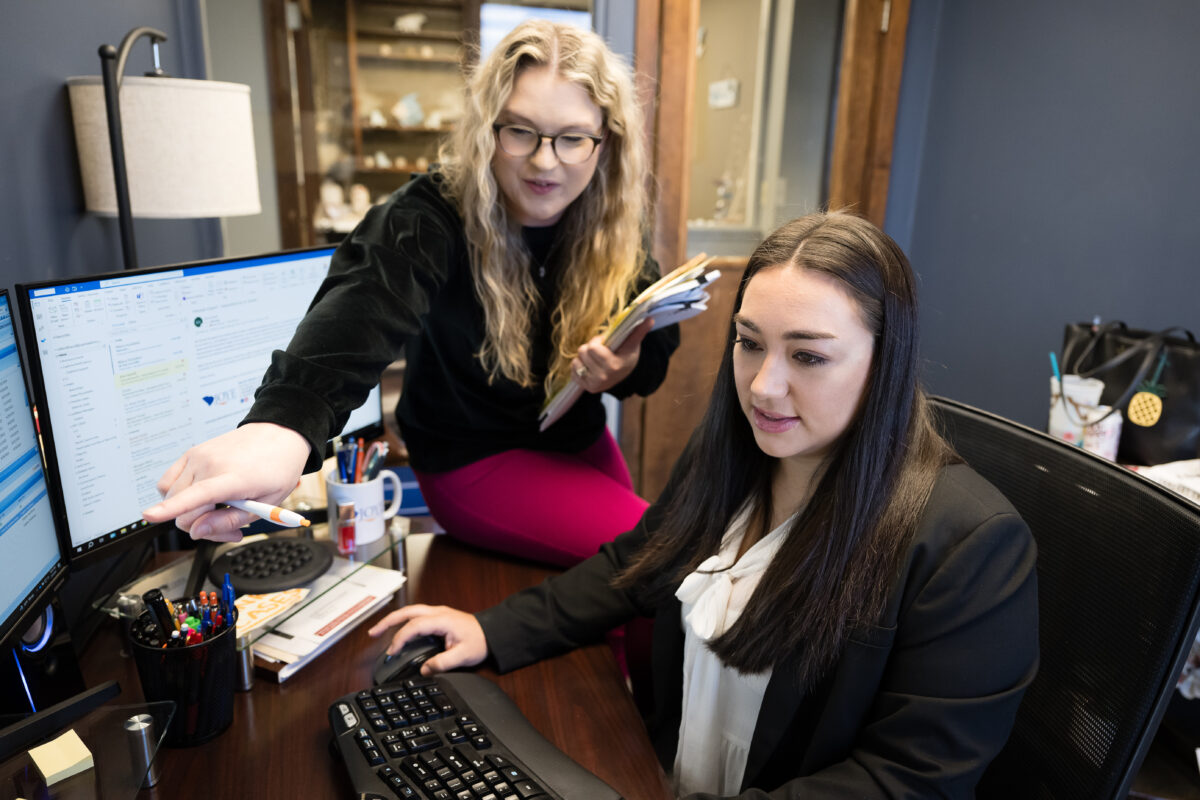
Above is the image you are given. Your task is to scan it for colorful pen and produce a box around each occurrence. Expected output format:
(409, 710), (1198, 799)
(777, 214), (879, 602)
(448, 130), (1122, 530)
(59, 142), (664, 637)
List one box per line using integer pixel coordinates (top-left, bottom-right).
(225, 499), (311, 528)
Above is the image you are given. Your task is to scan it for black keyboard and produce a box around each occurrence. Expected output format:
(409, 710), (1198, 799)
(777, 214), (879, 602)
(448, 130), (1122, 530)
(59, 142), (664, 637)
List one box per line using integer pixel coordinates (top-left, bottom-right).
(328, 672), (622, 800)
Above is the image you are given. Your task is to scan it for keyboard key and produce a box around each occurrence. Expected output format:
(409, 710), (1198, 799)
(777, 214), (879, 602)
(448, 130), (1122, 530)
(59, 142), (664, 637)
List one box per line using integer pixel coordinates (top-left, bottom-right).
(440, 747), (469, 773)
(333, 704), (359, 733)
(512, 779), (545, 799)
(409, 733), (442, 752)
(400, 757), (433, 783)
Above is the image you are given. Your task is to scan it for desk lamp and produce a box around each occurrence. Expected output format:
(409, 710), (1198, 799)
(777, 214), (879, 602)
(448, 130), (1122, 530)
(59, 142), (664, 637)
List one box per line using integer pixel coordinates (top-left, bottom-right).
(66, 27), (261, 271)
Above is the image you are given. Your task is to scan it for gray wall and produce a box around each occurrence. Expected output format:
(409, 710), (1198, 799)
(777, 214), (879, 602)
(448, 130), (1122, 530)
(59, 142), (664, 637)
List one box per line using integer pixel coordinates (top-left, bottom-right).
(887, 0), (1200, 430)
(1, 0), (221, 292)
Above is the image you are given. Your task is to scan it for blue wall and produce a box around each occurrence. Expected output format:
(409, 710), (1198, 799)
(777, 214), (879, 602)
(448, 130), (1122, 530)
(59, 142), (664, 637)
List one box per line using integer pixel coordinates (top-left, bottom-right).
(887, 0), (1200, 429)
(0, 0), (220, 290)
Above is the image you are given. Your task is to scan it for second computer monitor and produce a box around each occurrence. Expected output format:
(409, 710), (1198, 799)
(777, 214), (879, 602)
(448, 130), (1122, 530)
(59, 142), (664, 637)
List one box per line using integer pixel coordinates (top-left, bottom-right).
(0, 290), (65, 651)
(17, 247), (384, 566)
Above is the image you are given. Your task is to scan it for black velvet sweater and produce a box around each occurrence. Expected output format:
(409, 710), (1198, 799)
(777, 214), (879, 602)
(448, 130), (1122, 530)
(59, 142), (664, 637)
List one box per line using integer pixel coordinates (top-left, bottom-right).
(242, 174), (680, 473)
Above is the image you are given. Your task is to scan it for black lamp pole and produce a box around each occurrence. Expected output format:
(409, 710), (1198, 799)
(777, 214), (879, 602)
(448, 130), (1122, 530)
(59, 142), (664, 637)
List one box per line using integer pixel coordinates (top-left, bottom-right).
(97, 27), (168, 271)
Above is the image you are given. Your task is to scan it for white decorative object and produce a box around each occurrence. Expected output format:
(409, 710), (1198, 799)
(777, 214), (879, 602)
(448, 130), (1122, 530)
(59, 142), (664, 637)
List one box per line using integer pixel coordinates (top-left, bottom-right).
(374, 150), (392, 169)
(349, 183), (371, 215)
(391, 93), (424, 127)
(367, 108), (388, 128)
(314, 179), (359, 234)
(66, 76), (260, 217)
(393, 13), (427, 33)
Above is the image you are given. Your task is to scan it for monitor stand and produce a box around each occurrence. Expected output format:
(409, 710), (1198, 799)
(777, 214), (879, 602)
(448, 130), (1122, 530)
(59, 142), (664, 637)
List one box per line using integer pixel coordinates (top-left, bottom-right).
(0, 597), (87, 717)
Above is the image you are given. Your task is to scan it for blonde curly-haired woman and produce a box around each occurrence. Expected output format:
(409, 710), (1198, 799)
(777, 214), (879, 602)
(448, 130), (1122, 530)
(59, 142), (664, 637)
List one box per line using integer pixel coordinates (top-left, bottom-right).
(145, 20), (678, 570)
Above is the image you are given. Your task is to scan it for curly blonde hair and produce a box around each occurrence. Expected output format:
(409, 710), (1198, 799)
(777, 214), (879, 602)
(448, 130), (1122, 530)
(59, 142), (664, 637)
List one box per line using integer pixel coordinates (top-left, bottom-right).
(437, 19), (649, 393)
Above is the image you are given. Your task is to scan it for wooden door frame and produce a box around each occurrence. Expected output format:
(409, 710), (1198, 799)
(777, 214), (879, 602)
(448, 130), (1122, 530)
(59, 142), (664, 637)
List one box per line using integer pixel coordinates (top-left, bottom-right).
(626, 0), (911, 496)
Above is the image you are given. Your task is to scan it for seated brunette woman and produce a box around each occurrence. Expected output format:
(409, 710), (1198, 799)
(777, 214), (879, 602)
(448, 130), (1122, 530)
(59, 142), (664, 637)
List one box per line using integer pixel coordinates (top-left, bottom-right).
(367, 211), (1039, 799)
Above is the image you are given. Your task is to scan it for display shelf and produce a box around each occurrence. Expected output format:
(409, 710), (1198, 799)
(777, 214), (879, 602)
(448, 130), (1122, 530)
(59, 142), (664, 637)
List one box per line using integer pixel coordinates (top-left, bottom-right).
(357, 51), (461, 64)
(361, 123), (454, 134)
(355, 26), (462, 41)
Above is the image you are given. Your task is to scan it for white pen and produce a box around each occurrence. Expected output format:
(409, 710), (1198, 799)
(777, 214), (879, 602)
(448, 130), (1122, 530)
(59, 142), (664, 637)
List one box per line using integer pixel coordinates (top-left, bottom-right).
(225, 500), (311, 528)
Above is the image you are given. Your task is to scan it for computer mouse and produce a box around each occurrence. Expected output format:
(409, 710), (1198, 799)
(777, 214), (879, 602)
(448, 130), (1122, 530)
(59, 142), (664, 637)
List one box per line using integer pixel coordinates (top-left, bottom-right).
(372, 634), (444, 685)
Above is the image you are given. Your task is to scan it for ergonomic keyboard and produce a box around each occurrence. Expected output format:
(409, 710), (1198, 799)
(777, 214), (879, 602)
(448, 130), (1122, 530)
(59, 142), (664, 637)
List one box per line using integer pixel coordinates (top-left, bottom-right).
(328, 672), (622, 799)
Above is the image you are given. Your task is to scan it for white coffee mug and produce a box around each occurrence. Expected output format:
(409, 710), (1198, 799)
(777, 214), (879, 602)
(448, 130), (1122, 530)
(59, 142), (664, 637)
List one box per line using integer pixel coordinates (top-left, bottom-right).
(324, 469), (402, 546)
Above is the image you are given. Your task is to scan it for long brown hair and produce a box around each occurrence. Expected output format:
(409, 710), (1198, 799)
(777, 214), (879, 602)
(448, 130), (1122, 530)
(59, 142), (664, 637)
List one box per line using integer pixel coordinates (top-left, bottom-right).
(615, 212), (957, 687)
(437, 20), (648, 392)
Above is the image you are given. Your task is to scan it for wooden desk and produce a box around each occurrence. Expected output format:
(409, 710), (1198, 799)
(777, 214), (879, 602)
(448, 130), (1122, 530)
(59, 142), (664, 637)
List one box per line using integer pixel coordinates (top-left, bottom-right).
(81, 533), (672, 799)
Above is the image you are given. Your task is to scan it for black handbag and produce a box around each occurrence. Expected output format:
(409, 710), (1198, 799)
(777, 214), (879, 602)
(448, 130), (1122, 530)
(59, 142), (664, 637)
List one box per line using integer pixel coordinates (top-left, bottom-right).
(1061, 322), (1200, 465)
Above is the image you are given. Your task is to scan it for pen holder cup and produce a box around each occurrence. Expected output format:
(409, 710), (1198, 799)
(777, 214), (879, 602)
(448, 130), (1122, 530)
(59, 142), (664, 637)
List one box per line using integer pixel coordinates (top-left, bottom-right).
(325, 468), (402, 546)
(129, 608), (237, 747)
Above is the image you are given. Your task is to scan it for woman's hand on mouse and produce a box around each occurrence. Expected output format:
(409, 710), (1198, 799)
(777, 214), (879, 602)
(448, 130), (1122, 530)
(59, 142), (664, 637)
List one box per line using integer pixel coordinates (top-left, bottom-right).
(368, 604), (487, 676)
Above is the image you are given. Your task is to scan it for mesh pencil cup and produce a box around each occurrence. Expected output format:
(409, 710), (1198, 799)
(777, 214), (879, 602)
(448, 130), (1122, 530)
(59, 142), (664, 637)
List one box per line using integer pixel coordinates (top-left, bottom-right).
(129, 607), (238, 747)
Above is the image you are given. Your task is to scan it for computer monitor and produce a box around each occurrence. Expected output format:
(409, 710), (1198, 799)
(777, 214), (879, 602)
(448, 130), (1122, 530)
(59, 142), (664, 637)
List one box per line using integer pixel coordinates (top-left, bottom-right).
(0, 290), (66, 652)
(16, 247), (385, 568)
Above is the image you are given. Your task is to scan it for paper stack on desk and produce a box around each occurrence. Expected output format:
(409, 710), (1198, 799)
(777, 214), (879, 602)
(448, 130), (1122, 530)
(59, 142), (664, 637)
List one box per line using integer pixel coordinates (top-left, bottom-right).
(538, 253), (720, 431)
(251, 558), (405, 682)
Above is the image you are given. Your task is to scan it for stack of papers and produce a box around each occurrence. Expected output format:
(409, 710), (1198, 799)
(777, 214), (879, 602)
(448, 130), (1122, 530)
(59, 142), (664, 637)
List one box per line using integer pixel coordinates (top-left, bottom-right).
(235, 587), (310, 637)
(539, 253), (720, 431)
(251, 557), (405, 682)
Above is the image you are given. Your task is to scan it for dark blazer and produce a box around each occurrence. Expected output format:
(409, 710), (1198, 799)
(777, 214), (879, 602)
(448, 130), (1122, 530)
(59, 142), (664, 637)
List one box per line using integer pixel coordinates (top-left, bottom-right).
(476, 462), (1039, 799)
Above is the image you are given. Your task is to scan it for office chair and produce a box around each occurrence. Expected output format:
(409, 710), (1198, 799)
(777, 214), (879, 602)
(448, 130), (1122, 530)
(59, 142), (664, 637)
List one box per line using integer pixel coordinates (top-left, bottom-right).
(930, 397), (1200, 800)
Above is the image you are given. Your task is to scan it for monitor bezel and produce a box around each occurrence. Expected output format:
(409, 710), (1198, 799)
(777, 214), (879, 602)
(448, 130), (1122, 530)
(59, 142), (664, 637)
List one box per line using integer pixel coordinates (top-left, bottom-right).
(0, 289), (69, 651)
(14, 246), (385, 570)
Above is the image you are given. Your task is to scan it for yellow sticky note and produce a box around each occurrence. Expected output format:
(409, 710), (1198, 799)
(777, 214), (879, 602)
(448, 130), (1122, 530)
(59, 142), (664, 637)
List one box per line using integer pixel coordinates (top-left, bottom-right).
(28, 728), (94, 785)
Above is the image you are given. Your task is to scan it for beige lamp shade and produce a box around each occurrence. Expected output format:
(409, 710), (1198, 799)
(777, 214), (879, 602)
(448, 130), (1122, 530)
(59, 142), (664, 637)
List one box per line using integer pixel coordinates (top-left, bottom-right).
(66, 75), (261, 218)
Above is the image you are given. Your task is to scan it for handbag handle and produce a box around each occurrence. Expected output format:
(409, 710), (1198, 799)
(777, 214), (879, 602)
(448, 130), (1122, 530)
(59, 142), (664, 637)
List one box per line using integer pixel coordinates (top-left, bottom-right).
(1062, 321), (1128, 375)
(1071, 326), (1196, 425)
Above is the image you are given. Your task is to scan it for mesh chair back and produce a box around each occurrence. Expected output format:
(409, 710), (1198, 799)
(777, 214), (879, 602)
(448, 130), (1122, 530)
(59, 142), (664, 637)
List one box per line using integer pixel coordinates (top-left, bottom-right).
(931, 397), (1200, 800)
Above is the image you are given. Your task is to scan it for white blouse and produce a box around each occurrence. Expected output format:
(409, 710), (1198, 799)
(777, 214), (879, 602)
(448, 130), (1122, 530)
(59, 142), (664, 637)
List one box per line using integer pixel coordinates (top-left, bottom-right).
(672, 506), (791, 797)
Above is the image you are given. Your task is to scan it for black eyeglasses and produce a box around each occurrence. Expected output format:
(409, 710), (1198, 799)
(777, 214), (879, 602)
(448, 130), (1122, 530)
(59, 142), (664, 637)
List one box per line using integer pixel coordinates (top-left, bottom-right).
(492, 124), (603, 165)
